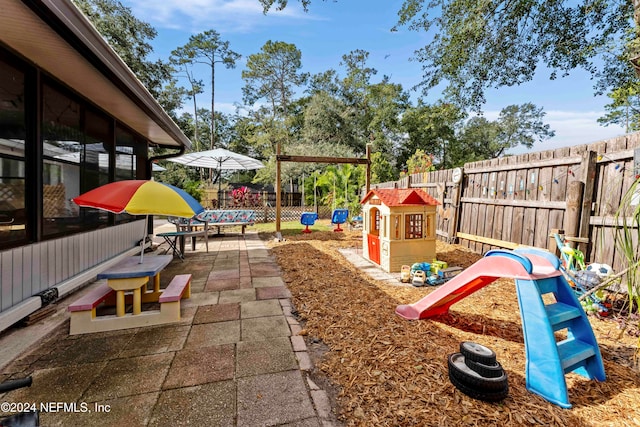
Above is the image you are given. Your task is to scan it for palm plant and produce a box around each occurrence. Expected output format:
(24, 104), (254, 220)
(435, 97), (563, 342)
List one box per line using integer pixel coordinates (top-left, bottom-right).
(614, 177), (640, 314)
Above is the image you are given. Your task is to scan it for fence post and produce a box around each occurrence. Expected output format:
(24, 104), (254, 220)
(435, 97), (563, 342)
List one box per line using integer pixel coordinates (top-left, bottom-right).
(448, 179), (463, 244)
(548, 228), (565, 258)
(578, 151), (597, 258)
(564, 181), (583, 245)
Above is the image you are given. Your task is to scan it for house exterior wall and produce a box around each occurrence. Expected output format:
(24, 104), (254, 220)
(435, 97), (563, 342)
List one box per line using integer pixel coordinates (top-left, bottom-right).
(0, 220), (144, 314)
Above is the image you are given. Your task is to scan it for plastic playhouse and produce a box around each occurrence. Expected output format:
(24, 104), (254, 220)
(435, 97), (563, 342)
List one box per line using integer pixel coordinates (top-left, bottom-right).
(360, 188), (439, 273)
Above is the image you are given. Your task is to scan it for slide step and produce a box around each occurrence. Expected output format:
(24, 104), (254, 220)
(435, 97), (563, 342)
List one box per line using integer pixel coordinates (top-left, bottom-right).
(545, 302), (581, 329)
(557, 338), (596, 372)
(536, 277), (558, 295)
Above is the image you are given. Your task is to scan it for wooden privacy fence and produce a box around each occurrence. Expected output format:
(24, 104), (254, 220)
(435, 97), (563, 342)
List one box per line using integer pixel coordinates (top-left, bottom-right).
(373, 133), (640, 275)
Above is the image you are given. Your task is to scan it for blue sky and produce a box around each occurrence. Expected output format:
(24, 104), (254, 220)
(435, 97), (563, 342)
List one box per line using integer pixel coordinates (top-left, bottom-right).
(120, 0), (627, 154)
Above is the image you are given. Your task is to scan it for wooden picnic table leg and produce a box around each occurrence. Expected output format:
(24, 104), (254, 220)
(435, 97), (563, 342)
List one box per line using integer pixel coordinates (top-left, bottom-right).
(116, 291), (125, 317)
(133, 287), (142, 315)
(108, 277), (149, 317)
(153, 274), (161, 293)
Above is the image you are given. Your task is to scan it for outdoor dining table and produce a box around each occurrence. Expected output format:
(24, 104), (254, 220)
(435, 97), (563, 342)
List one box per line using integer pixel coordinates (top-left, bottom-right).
(96, 254), (173, 317)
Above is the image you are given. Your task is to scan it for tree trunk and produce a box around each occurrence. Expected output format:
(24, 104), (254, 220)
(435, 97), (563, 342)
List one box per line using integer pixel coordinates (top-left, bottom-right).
(631, 0), (640, 75)
(211, 61), (215, 150)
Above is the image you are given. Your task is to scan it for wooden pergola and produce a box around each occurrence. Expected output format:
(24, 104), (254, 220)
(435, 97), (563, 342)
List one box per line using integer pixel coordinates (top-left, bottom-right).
(274, 143), (372, 232)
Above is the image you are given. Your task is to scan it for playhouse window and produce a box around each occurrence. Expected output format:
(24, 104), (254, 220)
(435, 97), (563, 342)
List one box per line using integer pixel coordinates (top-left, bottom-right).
(405, 214), (423, 239)
(381, 215), (387, 238)
(394, 215), (400, 239)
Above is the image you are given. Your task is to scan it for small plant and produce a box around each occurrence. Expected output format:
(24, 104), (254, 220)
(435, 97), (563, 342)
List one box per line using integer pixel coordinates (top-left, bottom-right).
(613, 176), (640, 366)
(231, 186), (261, 207)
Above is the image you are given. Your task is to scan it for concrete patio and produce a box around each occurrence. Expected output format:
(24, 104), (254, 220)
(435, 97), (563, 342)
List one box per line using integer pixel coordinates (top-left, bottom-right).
(0, 228), (338, 426)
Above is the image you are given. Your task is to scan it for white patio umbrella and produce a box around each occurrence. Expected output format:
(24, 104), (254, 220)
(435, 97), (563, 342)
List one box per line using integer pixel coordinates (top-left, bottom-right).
(167, 148), (264, 193)
(168, 148), (264, 170)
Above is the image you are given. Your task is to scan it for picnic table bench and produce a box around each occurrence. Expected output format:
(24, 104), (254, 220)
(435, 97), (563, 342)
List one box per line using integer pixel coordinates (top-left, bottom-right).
(67, 255), (191, 335)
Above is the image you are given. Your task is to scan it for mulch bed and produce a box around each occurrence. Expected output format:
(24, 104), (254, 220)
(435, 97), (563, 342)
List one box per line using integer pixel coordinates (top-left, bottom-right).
(265, 229), (640, 426)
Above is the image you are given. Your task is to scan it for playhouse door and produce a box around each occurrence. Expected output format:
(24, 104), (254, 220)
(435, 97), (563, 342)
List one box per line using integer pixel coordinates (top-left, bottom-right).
(367, 234), (380, 264)
(367, 208), (381, 264)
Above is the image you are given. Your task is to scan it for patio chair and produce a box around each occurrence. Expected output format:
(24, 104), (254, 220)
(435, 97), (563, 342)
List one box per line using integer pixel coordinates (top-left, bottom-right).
(164, 215), (209, 254)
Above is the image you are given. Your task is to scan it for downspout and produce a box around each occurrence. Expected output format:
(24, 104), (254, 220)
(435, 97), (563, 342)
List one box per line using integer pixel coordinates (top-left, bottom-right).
(146, 144), (186, 179)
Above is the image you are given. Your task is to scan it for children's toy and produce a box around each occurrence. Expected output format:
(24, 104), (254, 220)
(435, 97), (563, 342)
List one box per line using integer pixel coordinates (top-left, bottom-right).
(431, 260), (448, 274)
(350, 215), (363, 229)
(586, 263), (613, 278)
(400, 265), (412, 283)
(396, 247), (606, 409)
(426, 274), (445, 286)
(552, 233), (586, 271)
(439, 266), (463, 280)
(412, 270), (426, 287)
(331, 209), (349, 232)
(300, 212), (319, 234)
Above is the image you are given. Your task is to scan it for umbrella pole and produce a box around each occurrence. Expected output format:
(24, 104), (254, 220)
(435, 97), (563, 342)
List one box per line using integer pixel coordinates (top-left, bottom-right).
(139, 215), (148, 264)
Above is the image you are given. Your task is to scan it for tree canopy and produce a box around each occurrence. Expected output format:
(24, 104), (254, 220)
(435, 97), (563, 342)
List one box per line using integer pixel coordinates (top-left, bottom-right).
(78, 0), (562, 201)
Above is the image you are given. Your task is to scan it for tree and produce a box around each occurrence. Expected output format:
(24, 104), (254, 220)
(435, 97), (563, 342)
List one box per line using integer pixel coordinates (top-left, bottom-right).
(258, 0), (639, 113)
(492, 103), (555, 156)
(452, 116), (501, 166)
(301, 92), (356, 147)
(307, 69), (341, 98)
(400, 101), (464, 170)
(394, 0), (635, 109)
(369, 151), (395, 184)
(169, 57), (205, 149)
(242, 41), (308, 119)
(72, 0), (172, 102)
(404, 149), (435, 175)
(365, 78), (410, 159)
(339, 50), (377, 153)
(170, 30), (241, 150)
(598, 85), (640, 132)
(242, 41), (309, 158)
(454, 103), (555, 165)
(256, 0), (314, 12)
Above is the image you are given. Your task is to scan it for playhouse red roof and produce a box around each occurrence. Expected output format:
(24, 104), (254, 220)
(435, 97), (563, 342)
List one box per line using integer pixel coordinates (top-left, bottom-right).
(360, 188), (440, 207)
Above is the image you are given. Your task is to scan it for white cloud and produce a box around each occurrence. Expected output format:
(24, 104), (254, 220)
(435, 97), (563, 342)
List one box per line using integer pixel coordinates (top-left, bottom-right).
(480, 110), (627, 154)
(125, 0), (320, 33)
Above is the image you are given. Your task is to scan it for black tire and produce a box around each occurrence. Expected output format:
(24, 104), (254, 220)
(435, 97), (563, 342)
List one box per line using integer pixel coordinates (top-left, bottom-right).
(448, 353), (508, 391)
(449, 369), (509, 402)
(460, 341), (497, 365)
(464, 357), (504, 378)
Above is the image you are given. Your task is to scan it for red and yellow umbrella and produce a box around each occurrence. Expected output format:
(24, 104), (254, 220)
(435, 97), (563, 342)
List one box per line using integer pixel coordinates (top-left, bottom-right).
(73, 180), (205, 262)
(73, 180), (204, 217)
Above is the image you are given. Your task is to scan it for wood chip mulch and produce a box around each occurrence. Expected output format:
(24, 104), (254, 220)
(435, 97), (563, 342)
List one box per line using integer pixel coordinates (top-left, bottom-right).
(266, 230), (640, 427)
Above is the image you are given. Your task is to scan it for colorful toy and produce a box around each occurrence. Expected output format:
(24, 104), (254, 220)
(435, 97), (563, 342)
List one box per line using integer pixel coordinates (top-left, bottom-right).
(412, 270), (426, 287)
(396, 247), (606, 409)
(431, 260), (448, 274)
(400, 265), (412, 283)
(586, 263), (613, 278)
(300, 212), (319, 233)
(552, 233), (586, 271)
(331, 209), (349, 232)
(439, 266), (463, 280)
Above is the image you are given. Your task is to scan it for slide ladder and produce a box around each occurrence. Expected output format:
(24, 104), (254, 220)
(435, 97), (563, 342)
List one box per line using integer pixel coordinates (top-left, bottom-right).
(513, 249), (605, 408)
(396, 247), (605, 408)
